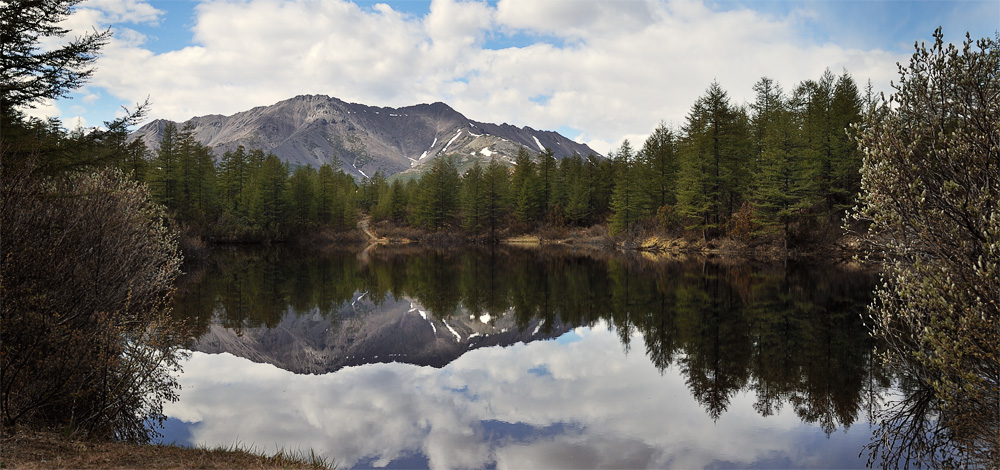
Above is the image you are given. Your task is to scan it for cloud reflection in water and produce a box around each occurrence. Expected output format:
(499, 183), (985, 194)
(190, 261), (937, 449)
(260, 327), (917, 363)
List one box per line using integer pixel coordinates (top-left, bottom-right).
(163, 321), (871, 469)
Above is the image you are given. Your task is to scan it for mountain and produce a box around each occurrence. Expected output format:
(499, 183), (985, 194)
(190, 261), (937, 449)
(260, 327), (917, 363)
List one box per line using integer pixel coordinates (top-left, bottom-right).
(193, 294), (574, 375)
(130, 95), (599, 179)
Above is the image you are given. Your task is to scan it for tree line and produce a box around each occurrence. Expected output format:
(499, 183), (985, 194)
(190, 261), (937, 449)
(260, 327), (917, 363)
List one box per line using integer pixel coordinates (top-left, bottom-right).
(122, 70), (867, 247)
(130, 123), (358, 241)
(354, 69), (868, 245)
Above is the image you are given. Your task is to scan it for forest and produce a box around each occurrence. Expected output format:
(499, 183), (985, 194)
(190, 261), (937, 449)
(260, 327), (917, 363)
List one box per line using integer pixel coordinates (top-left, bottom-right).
(126, 70), (869, 247)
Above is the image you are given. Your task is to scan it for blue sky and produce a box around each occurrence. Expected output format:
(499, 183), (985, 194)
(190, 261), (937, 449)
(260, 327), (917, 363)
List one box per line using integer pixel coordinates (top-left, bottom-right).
(32, 0), (1000, 154)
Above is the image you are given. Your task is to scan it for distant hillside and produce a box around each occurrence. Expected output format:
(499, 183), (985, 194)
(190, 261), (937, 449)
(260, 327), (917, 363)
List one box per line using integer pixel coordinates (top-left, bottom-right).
(130, 95), (599, 180)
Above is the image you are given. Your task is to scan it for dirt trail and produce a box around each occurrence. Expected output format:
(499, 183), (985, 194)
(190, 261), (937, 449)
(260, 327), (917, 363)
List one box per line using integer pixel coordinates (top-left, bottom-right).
(357, 216), (387, 264)
(358, 215), (381, 243)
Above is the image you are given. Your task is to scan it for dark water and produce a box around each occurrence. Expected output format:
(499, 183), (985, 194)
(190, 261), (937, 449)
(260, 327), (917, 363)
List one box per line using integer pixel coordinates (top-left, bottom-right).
(163, 246), (888, 469)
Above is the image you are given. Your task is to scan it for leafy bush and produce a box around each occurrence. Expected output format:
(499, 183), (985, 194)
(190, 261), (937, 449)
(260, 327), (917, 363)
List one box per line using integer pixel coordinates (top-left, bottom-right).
(852, 29), (999, 468)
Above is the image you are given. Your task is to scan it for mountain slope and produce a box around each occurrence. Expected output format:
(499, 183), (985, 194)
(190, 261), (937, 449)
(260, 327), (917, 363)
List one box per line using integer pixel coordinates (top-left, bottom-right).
(130, 95), (598, 179)
(193, 294), (573, 375)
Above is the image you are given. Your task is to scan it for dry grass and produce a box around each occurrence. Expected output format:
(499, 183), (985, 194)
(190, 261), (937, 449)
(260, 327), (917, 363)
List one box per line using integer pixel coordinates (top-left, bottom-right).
(0, 430), (333, 469)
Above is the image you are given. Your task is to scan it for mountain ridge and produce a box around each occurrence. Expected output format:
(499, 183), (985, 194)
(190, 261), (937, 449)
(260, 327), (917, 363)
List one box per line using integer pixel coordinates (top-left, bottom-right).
(130, 95), (599, 179)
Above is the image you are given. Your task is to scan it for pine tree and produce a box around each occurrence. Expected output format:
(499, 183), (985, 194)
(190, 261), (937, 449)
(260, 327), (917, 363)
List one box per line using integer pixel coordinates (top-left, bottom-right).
(247, 154), (289, 236)
(676, 82), (747, 236)
(640, 122), (679, 209)
(561, 155), (592, 225)
(829, 71), (863, 214)
(316, 163), (337, 224)
(150, 122), (181, 211)
(413, 157), (460, 230)
(609, 141), (651, 235)
(511, 147), (543, 223)
(537, 148), (557, 215)
(0, 0), (110, 115)
(461, 162), (486, 231)
(219, 146), (250, 215)
(751, 98), (811, 247)
(288, 165), (317, 228)
(483, 158), (511, 240)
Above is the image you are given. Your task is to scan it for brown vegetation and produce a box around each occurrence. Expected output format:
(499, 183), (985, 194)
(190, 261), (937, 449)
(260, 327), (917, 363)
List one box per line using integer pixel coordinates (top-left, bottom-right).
(1, 160), (185, 442)
(0, 430), (331, 469)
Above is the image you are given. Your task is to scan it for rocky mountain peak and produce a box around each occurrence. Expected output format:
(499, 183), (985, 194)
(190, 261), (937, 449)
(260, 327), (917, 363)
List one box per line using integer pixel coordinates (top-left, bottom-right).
(130, 95), (599, 179)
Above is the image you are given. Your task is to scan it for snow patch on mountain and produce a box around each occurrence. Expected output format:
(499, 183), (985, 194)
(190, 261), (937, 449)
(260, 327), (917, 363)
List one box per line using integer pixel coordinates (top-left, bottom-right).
(443, 320), (462, 341)
(442, 130), (462, 153)
(532, 135), (545, 152)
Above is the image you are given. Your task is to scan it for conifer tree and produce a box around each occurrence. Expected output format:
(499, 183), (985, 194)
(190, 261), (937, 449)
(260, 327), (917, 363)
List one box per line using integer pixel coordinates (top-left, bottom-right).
(461, 162), (487, 231)
(483, 158), (511, 239)
(316, 163), (337, 224)
(561, 155), (592, 225)
(288, 165), (317, 228)
(219, 146), (250, 215)
(149, 122), (181, 211)
(676, 82), (746, 236)
(640, 122), (679, 209)
(511, 147), (543, 223)
(537, 148), (557, 215)
(751, 96), (811, 246)
(247, 154), (289, 236)
(413, 157), (460, 230)
(609, 140), (651, 235)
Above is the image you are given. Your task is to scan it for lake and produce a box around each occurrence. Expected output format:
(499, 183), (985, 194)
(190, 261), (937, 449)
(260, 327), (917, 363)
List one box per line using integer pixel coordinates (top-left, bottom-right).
(162, 245), (888, 469)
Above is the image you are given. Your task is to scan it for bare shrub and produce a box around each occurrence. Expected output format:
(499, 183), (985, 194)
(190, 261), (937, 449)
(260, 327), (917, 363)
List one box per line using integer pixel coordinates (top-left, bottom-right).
(1, 158), (186, 442)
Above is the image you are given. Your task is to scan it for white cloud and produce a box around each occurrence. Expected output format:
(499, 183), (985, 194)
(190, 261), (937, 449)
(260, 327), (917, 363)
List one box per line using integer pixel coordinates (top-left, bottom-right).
(80, 0), (162, 24)
(58, 0), (912, 154)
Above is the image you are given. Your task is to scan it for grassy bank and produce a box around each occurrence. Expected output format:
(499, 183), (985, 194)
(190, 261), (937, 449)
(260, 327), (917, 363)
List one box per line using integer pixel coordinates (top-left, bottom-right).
(0, 430), (333, 469)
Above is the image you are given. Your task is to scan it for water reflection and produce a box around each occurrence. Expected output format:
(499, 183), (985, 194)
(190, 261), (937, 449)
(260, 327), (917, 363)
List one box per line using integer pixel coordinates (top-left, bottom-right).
(169, 246), (887, 468)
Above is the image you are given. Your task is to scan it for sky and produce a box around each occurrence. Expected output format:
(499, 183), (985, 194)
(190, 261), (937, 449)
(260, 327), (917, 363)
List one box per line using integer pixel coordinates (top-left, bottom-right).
(29, 0), (1000, 154)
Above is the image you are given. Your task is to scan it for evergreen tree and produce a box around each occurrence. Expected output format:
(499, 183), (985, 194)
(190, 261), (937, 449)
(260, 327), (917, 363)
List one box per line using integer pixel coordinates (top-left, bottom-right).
(149, 122), (181, 211)
(795, 71), (836, 216)
(0, 0), (110, 115)
(750, 77), (784, 164)
(561, 155), (592, 225)
(483, 158), (511, 239)
(751, 96), (811, 246)
(537, 148), (557, 215)
(288, 165), (317, 228)
(676, 82), (747, 236)
(219, 146), (250, 215)
(247, 154), (289, 236)
(358, 171), (387, 212)
(609, 140), (651, 235)
(413, 157), (460, 230)
(316, 163), (337, 223)
(640, 122), (679, 209)
(587, 153), (615, 221)
(461, 162), (487, 231)
(829, 71), (863, 214)
(511, 147), (543, 223)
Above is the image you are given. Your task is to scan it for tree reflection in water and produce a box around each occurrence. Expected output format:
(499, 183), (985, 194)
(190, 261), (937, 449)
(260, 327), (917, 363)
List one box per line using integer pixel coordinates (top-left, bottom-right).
(174, 246), (893, 440)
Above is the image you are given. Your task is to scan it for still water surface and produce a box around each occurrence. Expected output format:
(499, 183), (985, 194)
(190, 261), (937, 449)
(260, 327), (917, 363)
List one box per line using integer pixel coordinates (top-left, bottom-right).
(164, 246), (887, 469)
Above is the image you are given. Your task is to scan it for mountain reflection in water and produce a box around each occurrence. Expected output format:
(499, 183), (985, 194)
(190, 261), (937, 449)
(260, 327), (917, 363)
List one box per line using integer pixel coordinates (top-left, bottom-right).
(166, 246), (887, 469)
